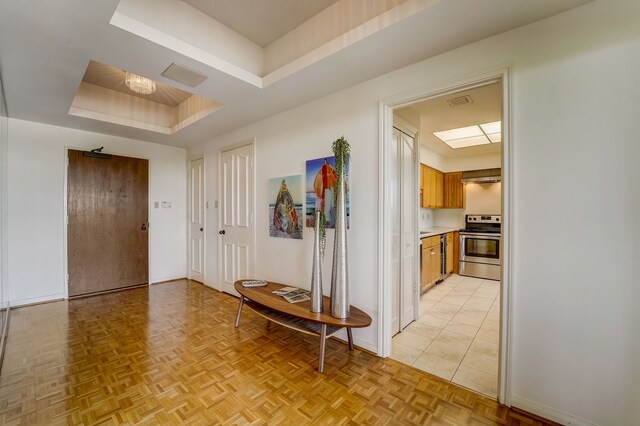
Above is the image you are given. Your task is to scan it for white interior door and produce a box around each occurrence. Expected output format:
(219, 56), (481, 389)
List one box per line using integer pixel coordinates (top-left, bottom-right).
(189, 158), (205, 282)
(400, 131), (416, 328)
(391, 128), (401, 335)
(220, 144), (254, 296)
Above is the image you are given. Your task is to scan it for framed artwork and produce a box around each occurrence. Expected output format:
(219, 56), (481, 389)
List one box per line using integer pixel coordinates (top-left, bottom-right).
(305, 156), (350, 228)
(268, 175), (303, 239)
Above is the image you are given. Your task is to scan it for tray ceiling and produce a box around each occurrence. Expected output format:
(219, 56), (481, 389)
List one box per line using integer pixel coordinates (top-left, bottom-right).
(0, 0), (592, 147)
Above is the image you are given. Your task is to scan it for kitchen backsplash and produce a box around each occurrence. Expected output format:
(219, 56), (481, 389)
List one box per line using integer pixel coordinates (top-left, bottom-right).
(431, 182), (502, 229)
(419, 208), (434, 229)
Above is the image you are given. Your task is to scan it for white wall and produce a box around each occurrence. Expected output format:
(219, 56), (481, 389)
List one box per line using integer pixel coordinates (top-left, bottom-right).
(7, 118), (187, 306)
(189, 1), (640, 424)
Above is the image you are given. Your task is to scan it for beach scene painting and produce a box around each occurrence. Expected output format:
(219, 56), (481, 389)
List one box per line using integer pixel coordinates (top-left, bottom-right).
(305, 156), (350, 229)
(268, 175), (303, 239)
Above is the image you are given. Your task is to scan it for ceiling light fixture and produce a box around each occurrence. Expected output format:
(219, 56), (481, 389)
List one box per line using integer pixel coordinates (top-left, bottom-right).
(434, 121), (502, 149)
(125, 71), (156, 95)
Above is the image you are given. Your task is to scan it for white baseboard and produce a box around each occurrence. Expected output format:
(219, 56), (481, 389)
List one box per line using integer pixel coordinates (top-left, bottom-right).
(511, 395), (600, 426)
(9, 293), (65, 308)
(149, 275), (186, 284)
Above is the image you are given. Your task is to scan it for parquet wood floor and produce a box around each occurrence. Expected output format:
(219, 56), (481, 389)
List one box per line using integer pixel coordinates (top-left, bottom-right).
(0, 281), (557, 425)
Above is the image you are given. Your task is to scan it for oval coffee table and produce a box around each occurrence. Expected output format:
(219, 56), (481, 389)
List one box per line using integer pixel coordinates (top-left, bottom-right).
(234, 280), (372, 373)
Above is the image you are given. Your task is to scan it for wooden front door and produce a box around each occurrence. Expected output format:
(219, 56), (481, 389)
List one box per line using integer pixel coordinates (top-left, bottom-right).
(67, 149), (149, 297)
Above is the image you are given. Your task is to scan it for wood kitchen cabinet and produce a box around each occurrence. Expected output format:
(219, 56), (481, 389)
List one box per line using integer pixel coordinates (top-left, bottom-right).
(420, 164), (444, 208)
(452, 231), (460, 274)
(445, 232), (454, 274)
(421, 235), (441, 292)
(443, 172), (465, 209)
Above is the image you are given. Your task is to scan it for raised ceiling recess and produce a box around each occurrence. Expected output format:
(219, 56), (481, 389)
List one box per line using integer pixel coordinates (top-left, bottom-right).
(69, 61), (222, 134)
(183, 0), (339, 47)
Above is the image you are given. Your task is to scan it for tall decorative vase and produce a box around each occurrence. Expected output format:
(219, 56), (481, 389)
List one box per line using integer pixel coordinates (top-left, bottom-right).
(310, 211), (323, 313)
(330, 163), (350, 319)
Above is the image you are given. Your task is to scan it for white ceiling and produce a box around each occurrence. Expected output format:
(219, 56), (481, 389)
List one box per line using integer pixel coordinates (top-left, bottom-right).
(183, 0), (339, 47)
(0, 0), (592, 148)
(396, 82), (503, 158)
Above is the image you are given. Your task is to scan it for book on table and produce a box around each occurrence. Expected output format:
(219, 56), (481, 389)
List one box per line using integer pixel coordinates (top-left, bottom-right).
(283, 293), (310, 304)
(272, 286), (302, 296)
(272, 286), (310, 303)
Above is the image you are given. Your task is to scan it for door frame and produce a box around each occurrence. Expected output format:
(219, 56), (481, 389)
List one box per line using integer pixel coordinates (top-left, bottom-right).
(63, 147), (152, 299)
(216, 139), (256, 293)
(377, 66), (513, 405)
(187, 157), (206, 283)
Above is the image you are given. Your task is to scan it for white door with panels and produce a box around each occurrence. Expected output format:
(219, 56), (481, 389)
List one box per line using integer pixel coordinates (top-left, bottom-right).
(220, 144), (254, 296)
(391, 128), (401, 334)
(189, 158), (205, 283)
(400, 130), (417, 329)
(391, 123), (418, 334)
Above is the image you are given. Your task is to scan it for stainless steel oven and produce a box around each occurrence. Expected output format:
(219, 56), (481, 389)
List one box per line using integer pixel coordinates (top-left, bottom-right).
(459, 215), (501, 280)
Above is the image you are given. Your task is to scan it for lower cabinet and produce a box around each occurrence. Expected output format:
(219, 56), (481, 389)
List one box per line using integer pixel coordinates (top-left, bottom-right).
(421, 235), (441, 292)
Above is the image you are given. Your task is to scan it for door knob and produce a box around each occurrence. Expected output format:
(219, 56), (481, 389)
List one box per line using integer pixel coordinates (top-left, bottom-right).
(141, 223), (147, 231)
(219, 230), (225, 235)
(200, 227), (203, 232)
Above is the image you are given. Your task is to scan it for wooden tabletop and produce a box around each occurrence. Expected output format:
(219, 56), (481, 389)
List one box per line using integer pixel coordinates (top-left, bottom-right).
(234, 281), (371, 328)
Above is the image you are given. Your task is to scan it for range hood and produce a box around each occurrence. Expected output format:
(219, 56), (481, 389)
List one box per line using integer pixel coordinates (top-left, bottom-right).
(461, 168), (501, 183)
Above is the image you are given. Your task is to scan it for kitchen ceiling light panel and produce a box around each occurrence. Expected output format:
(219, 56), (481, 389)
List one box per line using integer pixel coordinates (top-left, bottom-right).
(480, 121), (501, 134)
(433, 125), (483, 142)
(443, 135), (490, 149)
(487, 133), (502, 143)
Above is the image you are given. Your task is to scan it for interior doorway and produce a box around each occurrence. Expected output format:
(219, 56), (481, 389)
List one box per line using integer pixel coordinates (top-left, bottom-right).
(67, 149), (149, 297)
(379, 69), (512, 404)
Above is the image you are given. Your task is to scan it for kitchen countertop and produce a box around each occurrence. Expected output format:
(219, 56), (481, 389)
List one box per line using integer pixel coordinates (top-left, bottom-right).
(419, 226), (461, 238)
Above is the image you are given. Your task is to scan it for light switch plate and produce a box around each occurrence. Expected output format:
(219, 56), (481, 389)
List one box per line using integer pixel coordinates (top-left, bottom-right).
(161, 201), (171, 208)
(154, 201), (159, 208)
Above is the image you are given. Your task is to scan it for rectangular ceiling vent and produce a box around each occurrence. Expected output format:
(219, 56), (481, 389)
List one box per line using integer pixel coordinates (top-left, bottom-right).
(447, 95), (473, 107)
(161, 63), (208, 87)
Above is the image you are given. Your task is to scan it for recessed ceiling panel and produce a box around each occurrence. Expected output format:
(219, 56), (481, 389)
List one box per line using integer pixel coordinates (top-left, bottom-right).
(72, 60), (223, 135)
(82, 60), (192, 107)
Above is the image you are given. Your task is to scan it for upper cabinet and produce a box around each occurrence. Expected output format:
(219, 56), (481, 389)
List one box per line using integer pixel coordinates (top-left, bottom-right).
(421, 164), (443, 208)
(420, 166), (465, 209)
(443, 172), (465, 208)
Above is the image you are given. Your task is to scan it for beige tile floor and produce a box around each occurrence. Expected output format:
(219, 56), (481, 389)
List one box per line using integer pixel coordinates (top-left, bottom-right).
(391, 274), (500, 397)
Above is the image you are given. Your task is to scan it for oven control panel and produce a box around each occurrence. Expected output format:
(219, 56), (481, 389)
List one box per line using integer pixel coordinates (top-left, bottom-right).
(466, 215), (501, 224)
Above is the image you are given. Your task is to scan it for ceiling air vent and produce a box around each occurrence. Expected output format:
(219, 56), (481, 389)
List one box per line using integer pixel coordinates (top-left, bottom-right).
(161, 63), (208, 87)
(447, 95), (473, 107)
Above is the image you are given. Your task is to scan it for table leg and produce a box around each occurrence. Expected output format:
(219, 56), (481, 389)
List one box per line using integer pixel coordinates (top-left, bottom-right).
(318, 324), (327, 373)
(347, 328), (354, 351)
(235, 296), (244, 328)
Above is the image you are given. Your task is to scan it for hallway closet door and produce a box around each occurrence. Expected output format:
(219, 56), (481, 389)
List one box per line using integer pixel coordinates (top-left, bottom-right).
(391, 124), (418, 334)
(67, 149), (149, 297)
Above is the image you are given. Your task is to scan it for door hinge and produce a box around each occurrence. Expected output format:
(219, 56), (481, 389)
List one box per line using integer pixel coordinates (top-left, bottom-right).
(66, 273), (69, 283)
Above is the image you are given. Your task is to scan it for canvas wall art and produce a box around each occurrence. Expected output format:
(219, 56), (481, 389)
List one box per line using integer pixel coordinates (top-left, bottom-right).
(305, 156), (350, 228)
(268, 175), (303, 239)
